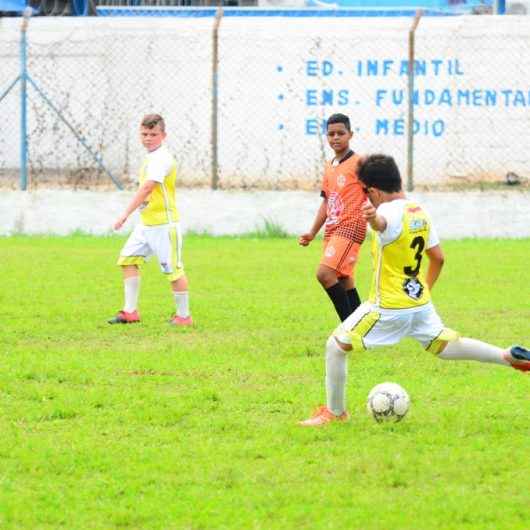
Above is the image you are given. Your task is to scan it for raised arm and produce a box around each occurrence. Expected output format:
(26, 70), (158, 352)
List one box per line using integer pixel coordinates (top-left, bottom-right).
(361, 199), (387, 233)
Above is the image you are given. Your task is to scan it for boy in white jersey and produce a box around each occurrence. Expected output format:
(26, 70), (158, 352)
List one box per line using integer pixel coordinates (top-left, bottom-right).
(300, 154), (529, 426)
(108, 114), (192, 326)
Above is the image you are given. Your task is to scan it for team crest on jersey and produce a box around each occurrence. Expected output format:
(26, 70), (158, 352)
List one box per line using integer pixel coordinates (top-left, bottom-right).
(409, 218), (427, 232)
(325, 245), (336, 258)
(337, 174), (346, 187)
(403, 277), (423, 300)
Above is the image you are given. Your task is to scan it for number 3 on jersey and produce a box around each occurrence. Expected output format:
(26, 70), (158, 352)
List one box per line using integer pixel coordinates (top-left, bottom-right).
(403, 235), (425, 276)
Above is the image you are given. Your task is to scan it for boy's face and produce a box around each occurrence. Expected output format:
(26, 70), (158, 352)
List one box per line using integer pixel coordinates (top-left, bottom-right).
(326, 123), (352, 154)
(140, 125), (166, 152)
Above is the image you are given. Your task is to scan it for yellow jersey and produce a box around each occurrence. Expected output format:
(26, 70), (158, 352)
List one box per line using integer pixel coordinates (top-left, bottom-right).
(368, 199), (439, 310)
(139, 144), (179, 226)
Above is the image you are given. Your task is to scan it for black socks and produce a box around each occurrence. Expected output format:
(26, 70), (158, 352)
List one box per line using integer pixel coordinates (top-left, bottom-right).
(346, 288), (361, 314)
(325, 284), (362, 321)
(325, 283), (352, 322)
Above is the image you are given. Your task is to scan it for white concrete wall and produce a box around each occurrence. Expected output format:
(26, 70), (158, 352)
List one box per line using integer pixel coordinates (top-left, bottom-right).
(1, 189), (529, 238)
(1, 15), (529, 187)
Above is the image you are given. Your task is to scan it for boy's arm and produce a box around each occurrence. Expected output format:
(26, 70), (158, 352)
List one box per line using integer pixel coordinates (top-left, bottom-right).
(113, 180), (158, 230)
(361, 200), (387, 232)
(425, 244), (444, 290)
(299, 198), (327, 246)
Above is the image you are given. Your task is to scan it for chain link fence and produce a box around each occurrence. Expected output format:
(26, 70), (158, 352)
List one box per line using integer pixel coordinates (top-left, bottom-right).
(1, 10), (529, 190)
(412, 15), (530, 188)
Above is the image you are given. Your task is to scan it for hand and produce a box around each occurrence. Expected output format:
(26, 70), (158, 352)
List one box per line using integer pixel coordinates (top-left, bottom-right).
(113, 214), (128, 231)
(298, 233), (314, 246)
(361, 199), (376, 223)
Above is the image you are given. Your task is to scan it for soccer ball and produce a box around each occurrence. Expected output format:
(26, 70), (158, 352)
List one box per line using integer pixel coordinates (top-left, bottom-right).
(367, 382), (410, 423)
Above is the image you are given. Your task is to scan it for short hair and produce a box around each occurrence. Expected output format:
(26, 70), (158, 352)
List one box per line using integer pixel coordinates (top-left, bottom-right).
(326, 113), (351, 132)
(141, 114), (165, 132)
(358, 154), (402, 193)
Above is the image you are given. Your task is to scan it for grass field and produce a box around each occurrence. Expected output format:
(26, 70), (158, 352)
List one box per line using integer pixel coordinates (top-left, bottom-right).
(1, 235), (529, 530)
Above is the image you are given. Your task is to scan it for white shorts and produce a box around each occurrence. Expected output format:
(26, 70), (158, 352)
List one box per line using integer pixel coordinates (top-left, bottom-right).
(334, 301), (457, 354)
(117, 222), (185, 281)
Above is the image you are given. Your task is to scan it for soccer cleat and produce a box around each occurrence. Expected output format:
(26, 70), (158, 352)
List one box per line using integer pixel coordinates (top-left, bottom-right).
(508, 345), (530, 372)
(108, 310), (140, 324)
(299, 405), (349, 427)
(169, 315), (193, 327)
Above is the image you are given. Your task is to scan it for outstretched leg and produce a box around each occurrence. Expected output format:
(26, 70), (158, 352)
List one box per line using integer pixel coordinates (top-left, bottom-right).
(438, 338), (530, 371)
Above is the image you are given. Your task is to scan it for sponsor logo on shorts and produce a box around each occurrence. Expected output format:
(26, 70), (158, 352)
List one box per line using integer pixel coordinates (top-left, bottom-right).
(403, 277), (423, 300)
(325, 245), (336, 258)
(160, 262), (172, 273)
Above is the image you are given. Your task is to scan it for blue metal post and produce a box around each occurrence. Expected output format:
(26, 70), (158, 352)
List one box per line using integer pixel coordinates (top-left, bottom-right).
(20, 12), (29, 191)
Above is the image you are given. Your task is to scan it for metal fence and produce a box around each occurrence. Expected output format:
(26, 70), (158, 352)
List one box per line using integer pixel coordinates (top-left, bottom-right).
(1, 9), (529, 191)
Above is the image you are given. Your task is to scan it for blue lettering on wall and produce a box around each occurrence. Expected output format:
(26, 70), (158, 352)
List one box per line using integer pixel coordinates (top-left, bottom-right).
(306, 60), (333, 76)
(306, 89), (318, 106)
(305, 89), (349, 106)
(298, 56), (528, 138)
(357, 58), (464, 77)
(305, 118), (327, 135)
(375, 118), (446, 137)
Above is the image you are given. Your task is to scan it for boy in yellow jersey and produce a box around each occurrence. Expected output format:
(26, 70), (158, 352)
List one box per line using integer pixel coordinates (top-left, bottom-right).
(108, 114), (192, 326)
(300, 154), (529, 426)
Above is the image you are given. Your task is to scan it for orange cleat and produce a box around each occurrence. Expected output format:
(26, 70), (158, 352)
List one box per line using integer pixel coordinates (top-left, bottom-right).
(108, 310), (140, 324)
(299, 405), (349, 427)
(169, 315), (193, 327)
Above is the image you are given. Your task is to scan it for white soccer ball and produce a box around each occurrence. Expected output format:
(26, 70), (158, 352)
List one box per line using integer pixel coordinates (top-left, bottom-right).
(367, 382), (410, 423)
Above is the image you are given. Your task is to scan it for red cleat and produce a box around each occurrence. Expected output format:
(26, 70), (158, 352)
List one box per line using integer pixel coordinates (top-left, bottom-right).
(169, 315), (193, 327)
(506, 345), (530, 372)
(108, 310), (140, 324)
(299, 405), (349, 427)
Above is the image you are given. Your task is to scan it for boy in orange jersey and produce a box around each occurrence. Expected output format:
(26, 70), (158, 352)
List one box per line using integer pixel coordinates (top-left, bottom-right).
(299, 113), (367, 322)
(108, 114), (192, 326)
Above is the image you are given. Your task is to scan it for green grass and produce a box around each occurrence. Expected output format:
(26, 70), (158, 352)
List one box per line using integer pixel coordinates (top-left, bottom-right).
(0, 235), (529, 530)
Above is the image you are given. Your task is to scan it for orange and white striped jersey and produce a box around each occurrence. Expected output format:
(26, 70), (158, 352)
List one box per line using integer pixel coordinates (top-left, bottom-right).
(321, 151), (367, 243)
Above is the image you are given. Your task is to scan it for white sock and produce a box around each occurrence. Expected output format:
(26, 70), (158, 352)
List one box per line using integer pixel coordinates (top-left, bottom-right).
(173, 291), (190, 318)
(438, 337), (509, 366)
(123, 276), (140, 313)
(325, 336), (348, 416)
